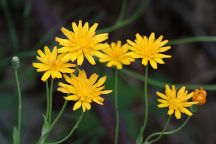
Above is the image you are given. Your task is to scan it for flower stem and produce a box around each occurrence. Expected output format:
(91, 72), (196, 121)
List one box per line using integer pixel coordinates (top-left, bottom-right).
(144, 116), (191, 144)
(48, 79), (54, 124)
(116, 0), (127, 23)
(136, 64), (148, 144)
(45, 81), (50, 121)
(45, 112), (85, 144)
(144, 115), (172, 144)
(14, 68), (22, 142)
(38, 101), (68, 144)
(48, 101), (68, 133)
(97, 0), (148, 33)
(114, 68), (119, 144)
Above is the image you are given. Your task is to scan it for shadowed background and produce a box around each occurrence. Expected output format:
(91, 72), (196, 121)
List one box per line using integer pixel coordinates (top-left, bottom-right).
(0, 0), (216, 143)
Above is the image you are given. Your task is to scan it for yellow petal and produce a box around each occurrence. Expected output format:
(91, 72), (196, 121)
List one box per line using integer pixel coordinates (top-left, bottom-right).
(37, 49), (46, 59)
(182, 108), (192, 116)
(156, 91), (168, 100)
(159, 46), (171, 52)
(101, 90), (112, 94)
(142, 59), (148, 66)
(127, 39), (136, 47)
(32, 63), (48, 70)
(177, 86), (186, 98)
(72, 22), (78, 33)
(61, 27), (72, 39)
(41, 71), (51, 81)
(84, 102), (91, 110)
(89, 23), (98, 34)
(168, 109), (174, 115)
(150, 59), (157, 69)
(83, 22), (89, 31)
(149, 32), (155, 43)
(64, 95), (80, 101)
(89, 73), (99, 85)
(95, 76), (107, 87)
(157, 103), (169, 108)
(82, 104), (86, 112)
(157, 99), (168, 104)
(44, 46), (51, 57)
(77, 54), (84, 65)
(154, 58), (165, 64)
(94, 33), (108, 43)
(183, 92), (194, 101)
(175, 109), (181, 119)
(52, 46), (58, 60)
(73, 100), (82, 111)
(85, 54), (96, 65)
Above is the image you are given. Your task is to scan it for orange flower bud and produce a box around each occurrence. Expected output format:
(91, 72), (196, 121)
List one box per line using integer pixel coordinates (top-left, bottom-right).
(192, 87), (207, 105)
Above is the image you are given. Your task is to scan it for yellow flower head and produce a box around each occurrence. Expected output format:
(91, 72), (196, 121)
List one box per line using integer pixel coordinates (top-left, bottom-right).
(98, 41), (135, 69)
(55, 20), (109, 66)
(192, 87), (207, 105)
(156, 85), (198, 119)
(33, 46), (75, 81)
(127, 32), (171, 69)
(57, 69), (112, 112)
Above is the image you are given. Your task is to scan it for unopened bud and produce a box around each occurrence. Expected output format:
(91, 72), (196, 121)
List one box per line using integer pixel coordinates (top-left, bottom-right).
(12, 56), (20, 69)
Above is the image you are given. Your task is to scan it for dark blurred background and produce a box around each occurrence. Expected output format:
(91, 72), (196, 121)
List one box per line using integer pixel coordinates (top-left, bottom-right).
(0, 0), (216, 144)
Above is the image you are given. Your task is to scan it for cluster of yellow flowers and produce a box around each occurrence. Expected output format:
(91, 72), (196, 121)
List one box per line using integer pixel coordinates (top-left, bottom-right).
(33, 20), (206, 118)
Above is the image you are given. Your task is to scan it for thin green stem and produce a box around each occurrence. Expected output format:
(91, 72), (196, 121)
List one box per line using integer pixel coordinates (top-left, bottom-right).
(144, 115), (172, 144)
(48, 79), (54, 124)
(45, 81), (50, 120)
(97, 0), (148, 33)
(14, 69), (22, 143)
(116, 0), (127, 23)
(136, 64), (149, 144)
(144, 117), (191, 144)
(122, 68), (216, 91)
(114, 68), (119, 144)
(48, 101), (68, 132)
(168, 36), (216, 46)
(38, 101), (68, 144)
(46, 112), (85, 144)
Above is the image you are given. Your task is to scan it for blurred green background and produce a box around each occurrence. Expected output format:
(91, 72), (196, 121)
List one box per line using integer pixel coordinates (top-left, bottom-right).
(1, 0), (216, 143)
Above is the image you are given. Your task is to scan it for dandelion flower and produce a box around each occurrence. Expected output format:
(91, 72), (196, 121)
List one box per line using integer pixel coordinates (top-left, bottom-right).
(33, 46), (75, 81)
(156, 85), (198, 119)
(56, 20), (109, 66)
(57, 69), (112, 112)
(192, 87), (207, 105)
(127, 32), (171, 69)
(98, 41), (135, 69)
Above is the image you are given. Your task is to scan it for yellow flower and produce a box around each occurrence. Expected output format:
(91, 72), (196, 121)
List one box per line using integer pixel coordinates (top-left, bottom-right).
(127, 32), (171, 69)
(33, 46), (75, 81)
(98, 41), (135, 69)
(156, 85), (198, 119)
(55, 20), (109, 66)
(192, 87), (207, 105)
(57, 69), (112, 112)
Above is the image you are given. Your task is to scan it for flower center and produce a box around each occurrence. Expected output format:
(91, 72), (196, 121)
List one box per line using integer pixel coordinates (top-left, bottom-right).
(51, 60), (57, 68)
(169, 99), (179, 109)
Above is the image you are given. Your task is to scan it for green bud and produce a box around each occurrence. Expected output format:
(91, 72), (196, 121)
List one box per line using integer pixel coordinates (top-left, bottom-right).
(12, 56), (20, 69)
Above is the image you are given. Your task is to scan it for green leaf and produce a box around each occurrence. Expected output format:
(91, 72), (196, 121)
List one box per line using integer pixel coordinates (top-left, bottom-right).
(12, 127), (20, 144)
(136, 134), (143, 144)
(41, 115), (50, 138)
(37, 115), (50, 144)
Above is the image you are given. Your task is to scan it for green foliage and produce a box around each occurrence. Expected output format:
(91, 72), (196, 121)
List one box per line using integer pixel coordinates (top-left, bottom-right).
(13, 127), (20, 144)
